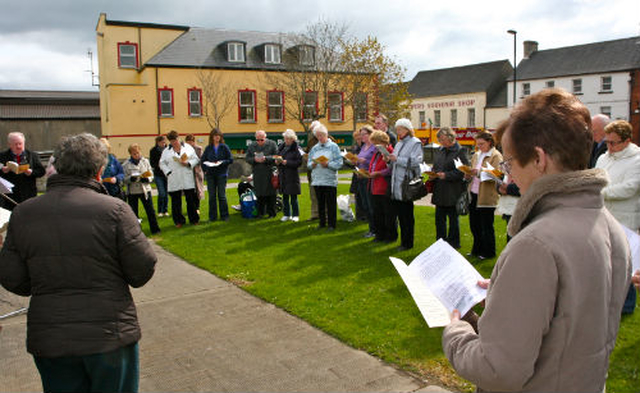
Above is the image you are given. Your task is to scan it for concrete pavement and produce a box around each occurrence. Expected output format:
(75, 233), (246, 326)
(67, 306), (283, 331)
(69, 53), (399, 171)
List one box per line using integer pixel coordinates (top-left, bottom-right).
(0, 241), (450, 392)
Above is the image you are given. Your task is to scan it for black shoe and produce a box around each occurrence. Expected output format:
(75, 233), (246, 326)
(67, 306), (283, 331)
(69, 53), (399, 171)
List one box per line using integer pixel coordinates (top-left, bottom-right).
(362, 231), (375, 238)
(397, 245), (412, 252)
(326, 227), (335, 232)
(221, 217), (229, 222)
(372, 238), (384, 243)
(466, 252), (477, 257)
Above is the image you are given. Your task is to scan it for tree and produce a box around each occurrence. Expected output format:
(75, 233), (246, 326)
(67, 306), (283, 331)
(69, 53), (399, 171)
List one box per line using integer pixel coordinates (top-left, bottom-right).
(339, 36), (412, 130)
(196, 69), (236, 130)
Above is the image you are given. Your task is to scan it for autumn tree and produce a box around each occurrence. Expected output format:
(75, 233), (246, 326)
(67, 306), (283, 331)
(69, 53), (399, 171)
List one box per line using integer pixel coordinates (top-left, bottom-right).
(196, 69), (235, 129)
(339, 36), (411, 130)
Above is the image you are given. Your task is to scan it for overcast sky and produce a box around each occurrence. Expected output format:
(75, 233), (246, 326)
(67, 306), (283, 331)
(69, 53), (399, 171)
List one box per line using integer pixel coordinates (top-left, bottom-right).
(1, 0), (639, 91)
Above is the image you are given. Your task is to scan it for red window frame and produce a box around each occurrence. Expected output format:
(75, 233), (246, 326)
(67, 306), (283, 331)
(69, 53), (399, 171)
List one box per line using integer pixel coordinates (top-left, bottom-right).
(302, 90), (318, 123)
(187, 87), (203, 117)
(267, 90), (285, 123)
(238, 89), (257, 123)
(355, 92), (368, 122)
(117, 41), (139, 69)
(328, 91), (344, 122)
(157, 87), (174, 118)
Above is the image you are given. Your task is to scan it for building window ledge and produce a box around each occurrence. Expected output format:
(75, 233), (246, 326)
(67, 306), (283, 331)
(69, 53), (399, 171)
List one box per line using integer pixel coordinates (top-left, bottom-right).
(598, 91), (613, 94)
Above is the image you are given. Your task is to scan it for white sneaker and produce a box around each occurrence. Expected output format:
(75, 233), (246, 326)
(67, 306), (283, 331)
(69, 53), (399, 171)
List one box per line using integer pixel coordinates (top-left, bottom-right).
(280, 216), (291, 222)
(290, 216), (299, 222)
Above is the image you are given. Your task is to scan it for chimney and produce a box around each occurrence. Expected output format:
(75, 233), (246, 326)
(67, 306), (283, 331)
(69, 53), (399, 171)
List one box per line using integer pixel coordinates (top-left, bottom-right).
(523, 41), (538, 59)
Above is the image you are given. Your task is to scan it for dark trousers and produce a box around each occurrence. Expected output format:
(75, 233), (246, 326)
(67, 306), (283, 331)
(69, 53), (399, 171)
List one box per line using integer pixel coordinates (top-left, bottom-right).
(128, 192), (160, 234)
(307, 171), (318, 219)
(391, 199), (414, 248)
(34, 343), (139, 393)
(283, 194), (299, 217)
(435, 205), (460, 249)
(315, 186), (337, 228)
(622, 283), (636, 314)
(357, 178), (375, 233)
(468, 192), (496, 257)
(206, 174), (229, 221)
(154, 174), (168, 214)
(170, 188), (200, 225)
(257, 195), (276, 217)
(372, 195), (397, 241)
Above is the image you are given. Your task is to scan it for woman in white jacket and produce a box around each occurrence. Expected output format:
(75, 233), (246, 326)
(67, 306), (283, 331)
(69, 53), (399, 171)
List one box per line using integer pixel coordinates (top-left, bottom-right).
(160, 130), (200, 227)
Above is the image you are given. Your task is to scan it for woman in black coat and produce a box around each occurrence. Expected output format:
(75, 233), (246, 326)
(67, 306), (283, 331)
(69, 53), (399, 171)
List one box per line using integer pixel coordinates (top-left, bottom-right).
(276, 129), (303, 222)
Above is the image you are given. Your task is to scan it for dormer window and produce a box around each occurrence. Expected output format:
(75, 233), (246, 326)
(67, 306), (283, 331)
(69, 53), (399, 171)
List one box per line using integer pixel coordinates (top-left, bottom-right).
(118, 42), (138, 69)
(299, 45), (315, 66)
(227, 42), (245, 62)
(264, 44), (281, 64)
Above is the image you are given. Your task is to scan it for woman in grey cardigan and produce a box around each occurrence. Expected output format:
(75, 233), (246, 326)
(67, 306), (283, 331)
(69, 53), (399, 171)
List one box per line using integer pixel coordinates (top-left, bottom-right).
(388, 118), (423, 251)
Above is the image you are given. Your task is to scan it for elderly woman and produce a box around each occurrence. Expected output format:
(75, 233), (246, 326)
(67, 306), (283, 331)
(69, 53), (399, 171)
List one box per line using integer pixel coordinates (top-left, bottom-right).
(246, 130), (278, 218)
(185, 134), (205, 213)
(368, 130), (396, 243)
(122, 144), (160, 234)
(307, 124), (343, 231)
(443, 89), (631, 392)
(596, 119), (640, 314)
(466, 131), (502, 259)
(201, 128), (233, 222)
(99, 138), (125, 200)
(429, 126), (469, 249)
(388, 118), (423, 251)
(355, 125), (377, 238)
(276, 129), (303, 222)
(160, 130), (200, 227)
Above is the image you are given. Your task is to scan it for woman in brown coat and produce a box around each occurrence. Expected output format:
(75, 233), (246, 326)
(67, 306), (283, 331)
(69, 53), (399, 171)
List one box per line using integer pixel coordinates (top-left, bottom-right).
(443, 89), (631, 392)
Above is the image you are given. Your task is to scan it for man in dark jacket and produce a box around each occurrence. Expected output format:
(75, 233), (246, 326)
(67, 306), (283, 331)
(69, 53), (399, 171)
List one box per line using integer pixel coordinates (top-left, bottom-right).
(149, 135), (169, 216)
(245, 130), (278, 218)
(0, 133), (157, 392)
(430, 127), (469, 249)
(0, 132), (45, 210)
(589, 114), (609, 168)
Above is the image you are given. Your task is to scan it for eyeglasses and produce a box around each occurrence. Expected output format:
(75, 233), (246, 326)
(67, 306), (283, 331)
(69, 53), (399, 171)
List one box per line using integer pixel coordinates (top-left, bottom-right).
(499, 156), (514, 175)
(256, 138), (265, 141)
(605, 139), (624, 146)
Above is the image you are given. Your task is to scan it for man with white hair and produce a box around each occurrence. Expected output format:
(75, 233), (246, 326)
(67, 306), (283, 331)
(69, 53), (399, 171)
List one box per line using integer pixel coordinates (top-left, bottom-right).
(246, 130), (278, 218)
(305, 121), (322, 220)
(589, 114), (610, 168)
(0, 132), (46, 210)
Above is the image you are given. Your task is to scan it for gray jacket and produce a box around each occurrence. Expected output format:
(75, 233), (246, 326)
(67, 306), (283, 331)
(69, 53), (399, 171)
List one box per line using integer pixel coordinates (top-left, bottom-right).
(389, 136), (423, 201)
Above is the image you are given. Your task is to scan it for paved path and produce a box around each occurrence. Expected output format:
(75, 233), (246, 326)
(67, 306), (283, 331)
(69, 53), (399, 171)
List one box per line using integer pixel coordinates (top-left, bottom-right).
(1, 241), (450, 392)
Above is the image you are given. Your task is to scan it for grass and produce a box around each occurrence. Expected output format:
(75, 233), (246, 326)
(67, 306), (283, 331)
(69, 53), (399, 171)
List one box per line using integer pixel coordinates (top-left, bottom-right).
(140, 182), (639, 392)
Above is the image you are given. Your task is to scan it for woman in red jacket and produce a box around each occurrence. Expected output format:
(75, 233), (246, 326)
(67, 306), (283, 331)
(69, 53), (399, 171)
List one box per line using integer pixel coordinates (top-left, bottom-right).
(368, 130), (397, 243)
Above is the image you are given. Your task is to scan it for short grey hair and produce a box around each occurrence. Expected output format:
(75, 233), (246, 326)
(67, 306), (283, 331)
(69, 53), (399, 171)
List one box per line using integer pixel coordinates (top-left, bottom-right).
(282, 129), (298, 141)
(437, 127), (456, 142)
(8, 132), (25, 143)
(315, 124), (328, 137)
(54, 133), (108, 179)
(255, 130), (266, 139)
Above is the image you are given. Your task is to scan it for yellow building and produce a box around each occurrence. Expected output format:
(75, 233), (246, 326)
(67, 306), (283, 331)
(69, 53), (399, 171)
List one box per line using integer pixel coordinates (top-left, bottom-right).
(96, 14), (369, 157)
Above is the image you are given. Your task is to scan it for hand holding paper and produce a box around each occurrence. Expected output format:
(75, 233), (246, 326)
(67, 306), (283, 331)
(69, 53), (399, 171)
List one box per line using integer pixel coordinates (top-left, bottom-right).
(454, 158), (474, 176)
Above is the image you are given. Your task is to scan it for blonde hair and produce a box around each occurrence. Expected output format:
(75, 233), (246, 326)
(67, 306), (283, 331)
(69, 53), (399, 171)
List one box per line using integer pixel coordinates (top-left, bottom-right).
(604, 120), (633, 141)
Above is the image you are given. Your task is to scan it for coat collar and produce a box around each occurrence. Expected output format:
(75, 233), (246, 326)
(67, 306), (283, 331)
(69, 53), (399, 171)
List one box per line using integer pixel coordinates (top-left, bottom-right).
(46, 174), (108, 195)
(507, 168), (608, 237)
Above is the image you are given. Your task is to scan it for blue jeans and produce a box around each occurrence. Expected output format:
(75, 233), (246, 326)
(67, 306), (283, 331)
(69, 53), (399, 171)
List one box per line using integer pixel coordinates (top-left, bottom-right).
(34, 343), (139, 393)
(154, 174), (168, 214)
(206, 174), (229, 220)
(283, 194), (299, 217)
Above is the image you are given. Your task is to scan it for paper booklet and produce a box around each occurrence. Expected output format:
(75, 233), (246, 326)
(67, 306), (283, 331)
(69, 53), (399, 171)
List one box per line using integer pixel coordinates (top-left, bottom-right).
(480, 163), (504, 183)
(313, 155), (329, 165)
(203, 161), (222, 167)
(390, 238), (487, 328)
(5, 161), (30, 174)
(622, 225), (640, 273)
(420, 162), (437, 177)
(341, 150), (358, 163)
(173, 153), (189, 163)
(141, 170), (153, 178)
(354, 168), (371, 178)
(374, 144), (391, 159)
(453, 158), (474, 176)
(0, 177), (14, 194)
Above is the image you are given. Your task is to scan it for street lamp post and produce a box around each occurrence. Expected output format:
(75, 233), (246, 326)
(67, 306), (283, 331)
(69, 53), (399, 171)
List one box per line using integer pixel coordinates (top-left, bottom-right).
(507, 29), (517, 106)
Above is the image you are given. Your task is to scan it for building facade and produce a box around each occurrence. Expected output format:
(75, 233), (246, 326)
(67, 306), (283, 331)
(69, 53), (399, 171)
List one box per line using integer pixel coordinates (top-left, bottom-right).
(96, 14), (368, 157)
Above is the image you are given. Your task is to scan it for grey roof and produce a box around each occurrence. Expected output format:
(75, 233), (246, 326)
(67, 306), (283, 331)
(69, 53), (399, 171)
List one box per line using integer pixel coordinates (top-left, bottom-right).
(0, 90), (99, 101)
(408, 60), (513, 104)
(515, 36), (640, 81)
(146, 27), (302, 71)
(0, 90), (100, 119)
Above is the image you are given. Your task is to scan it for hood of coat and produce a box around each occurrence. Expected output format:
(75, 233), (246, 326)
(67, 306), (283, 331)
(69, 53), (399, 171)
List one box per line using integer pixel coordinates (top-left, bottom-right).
(508, 168), (609, 237)
(606, 142), (640, 161)
(46, 174), (108, 195)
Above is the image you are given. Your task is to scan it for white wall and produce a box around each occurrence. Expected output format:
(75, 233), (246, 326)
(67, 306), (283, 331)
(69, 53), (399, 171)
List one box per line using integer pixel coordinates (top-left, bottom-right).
(408, 92), (487, 129)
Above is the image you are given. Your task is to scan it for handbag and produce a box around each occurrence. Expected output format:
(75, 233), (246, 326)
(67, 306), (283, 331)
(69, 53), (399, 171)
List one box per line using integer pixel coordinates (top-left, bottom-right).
(401, 158), (428, 202)
(456, 190), (470, 216)
(271, 170), (280, 189)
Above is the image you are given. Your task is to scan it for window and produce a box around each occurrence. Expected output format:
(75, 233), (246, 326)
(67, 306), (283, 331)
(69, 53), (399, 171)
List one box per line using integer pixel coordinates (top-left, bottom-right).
(546, 80), (555, 88)
(419, 111), (426, 127)
(522, 83), (531, 96)
(467, 108), (476, 127)
(238, 90), (256, 123)
(572, 79), (582, 94)
(227, 42), (245, 62)
(450, 109), (457, 127)
(158, 88), (173, 117)
(267, 91), (284, 122)
(434, 110), (441, 128)
(118, 42), (138, 69)
(187, 88), (202, 117)
(601, 76), (612, 92)
(354, 93), (368, 122)
(600, 106), (612, 119)
(264, 44), (281, 64)
(302, 91), (318, 122)
(328, 92), (344, 122)
(299, 45), (315, 66)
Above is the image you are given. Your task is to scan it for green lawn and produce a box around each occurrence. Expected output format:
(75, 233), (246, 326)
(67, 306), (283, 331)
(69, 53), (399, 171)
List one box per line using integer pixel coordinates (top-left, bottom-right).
(140, 183), (639, 392)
